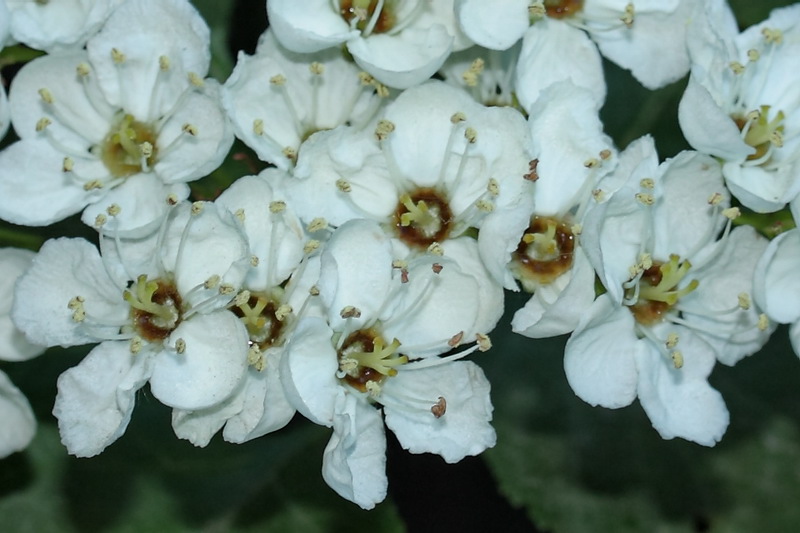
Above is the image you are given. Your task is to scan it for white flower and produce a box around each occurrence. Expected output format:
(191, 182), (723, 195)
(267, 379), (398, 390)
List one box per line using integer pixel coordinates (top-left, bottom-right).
(679, 1), (800, 213)
(0, 247), (46, 458)
(281, 219), (496, 508)
(0, 0), (233, 237)
(754, 228), (800, 357)
(12, 202), (252, 456)
(566, 136), (770, 445)
(222, 29), (388, 170)
(267, 0), (469, 88)
(5, 0), (122, 52)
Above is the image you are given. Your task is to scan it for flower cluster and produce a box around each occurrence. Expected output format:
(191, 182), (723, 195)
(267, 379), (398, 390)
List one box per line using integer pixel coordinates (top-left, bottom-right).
(1, 0), (798, 511)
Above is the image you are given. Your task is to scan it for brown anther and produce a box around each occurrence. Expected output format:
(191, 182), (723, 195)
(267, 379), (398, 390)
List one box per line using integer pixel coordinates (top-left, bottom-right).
(448, 331), (464, 347)
(523, 159), (539, 181)
(432, 263), (443, 274)
(431, 397), (447, 418)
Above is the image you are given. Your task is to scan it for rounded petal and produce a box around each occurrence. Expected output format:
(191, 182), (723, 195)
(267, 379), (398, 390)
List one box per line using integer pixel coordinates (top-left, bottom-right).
(0, 248), (46, 361)
(322, 391), (387, 510)
(755, 228), (800, 324)
(149, 311), (249, 411)
(722, 162), (796, 214)
(478, 200), (535, 290)
(13, 238), (126, 347)
(383, 360), (495, 463)
(267, 0), (354, 53)
(8, 0), (121, 51)
(564, 295), (642, 408)
(53, 341), (154, 457)
(455, 0), (529, 50)
(0, 370), (36, 458)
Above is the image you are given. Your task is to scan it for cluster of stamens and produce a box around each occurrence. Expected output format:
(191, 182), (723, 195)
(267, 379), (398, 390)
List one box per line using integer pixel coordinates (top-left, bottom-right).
(511, 216), (575, 291)
(337, 329), (408, 393)
(123, 275), (182, 341)
(625, 255), (699, 326)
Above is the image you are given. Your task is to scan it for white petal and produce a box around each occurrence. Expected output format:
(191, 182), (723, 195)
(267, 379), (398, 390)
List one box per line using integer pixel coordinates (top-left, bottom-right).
(150, 311), (249, 411)
(8, 0), (121, 51)
(171, 383), (248, 448)
(754, 228), (800, 324)
(0, 370), (36, 458)
(267, 0), (354, 53)
(564, 295), (641, 408)
(322, 391), (387, 510)
(455, 0), (529, 50)
(383, 360), (495, 462)
(635, 328), (729, 446)
(0, 248), (45, 362)
(280, 317), (340, 426)
(86, 0), (210, 120)
(722, 162), (795, 214)
(478, 200), (535, 290)
(12, 238), (126, 347)
(53, 341), (154, 457)
(348, 25), (454, 89)
(515, 19), (605, 112)
(319, 219), (393, 331)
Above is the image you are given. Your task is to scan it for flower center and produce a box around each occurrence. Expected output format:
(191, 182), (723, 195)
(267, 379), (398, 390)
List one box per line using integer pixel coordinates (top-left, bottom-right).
(339, 0), (396, 34)
(394, 188), (453, 249)
(510, 216), (575, 290)
(337, 328), (407, 392)
(99, 112), (158, 178)
(123, 275), (182, 341)
(733, 105), (785, 162)
(625, 255), (699, 326)
(544, 0), (584, 19)
(232, 289), (290, 350)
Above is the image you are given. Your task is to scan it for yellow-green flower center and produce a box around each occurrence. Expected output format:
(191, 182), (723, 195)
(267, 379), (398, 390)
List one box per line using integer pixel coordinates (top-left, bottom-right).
(232, 289), (291, 350)
(99, 112), (158, 178)
(510, 216), (575, 291)
(544, 0), (585, 19)
(123, 275), (181, 341)
(394, 188), (453, 249)
(339, 0), (396, 34)
(734, 105), (785, 162)
(338, 328), (407, 392)
(626, 255), (699, 326)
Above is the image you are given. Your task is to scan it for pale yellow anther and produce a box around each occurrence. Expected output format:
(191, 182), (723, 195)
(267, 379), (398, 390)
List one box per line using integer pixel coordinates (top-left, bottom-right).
(571, 223), (583, 235)
(218, 284), (236, 295)
(528, 1), (545, 19)
(62, 157), (74, 172)
(487, 178), (500, 196)
(182, 123), (198, 136)
(270, 74), (286, 86)
(476, 333), (492, 352)
(621, 3), (634, 28)
(282, 147), (297, 160)
(475, 199), (494, 212)
(592, 189), (606, 202)
(599, 149), (612, 160)
(336, 179), (352, 193)
(451, 112), (467, 124)
(188, 72), (204, 87)
(635, 192), (655, 205)
(68, 296), (86, 322)
(38, 88), (54, 104)
(204, 275), (221, 289)
(465, 127), (478, 144)
(250, 255), (260, 267)
(107, 204), (121, 216)
(307, 217), (328, 232)
(159, 55), (170, 71)
(166, 193), (179, 206)
(730, 61), (746, 75)
(111, 48), (125, 64)
(375, 119), (395, 141)
(374, 82), (390, 98)
(392, 259), (408, 269)
(275, 304), (293, 321)
(747, 49), (760, 62)
(234, 208), (245, 222)
(94, 214), (107, 227)
(639, 253), (653, 270)
(269, 200), (286, 213)
(722, 207), (741, 220)
(358, 72), (374, 85)
(427, 242), (444, 256)
(666, 332), (679, 349)
(671, 351), (684, 369)
(304, 239), (321, 254)
(738, 293), (751, 310)
(83, 180), (103, 191)
(762, 27), (783, 44)
(365, 380), (382, 398)
(462, 70), (479, 87)
(253, 119), (264, 135)
(340, 305), (362, 319)
(584, 158), (600, 168)
(708, 192), (723, 205)
(191, 202), (204, 215)
(35, 117), (51, 132)
(130, 336), (143, 354)
(309, 62), (324, 75)
(309, 285), (320, 296)
(247, 346), (265, 371)
(758, 313), (769, 331)
(139, 141), (153, 158)
(640, 178), (655, 189)
(175, 338), (186, 354)
(76, 62), (91, 77)
(233, 290), (250, 307)
(629, 265), (640, 279)
(771, 130), (784, 147)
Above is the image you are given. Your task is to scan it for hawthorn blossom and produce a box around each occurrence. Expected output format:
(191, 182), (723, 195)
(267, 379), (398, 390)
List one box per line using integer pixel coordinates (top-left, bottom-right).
(4, 0), (122, 52)
(567, 136), (770, 445)
(222, 29), (388, 170)
(679, 1), (800, 213)
(281, 219), (496, 509)
(12, 201), (253, 456)
(0, 248), (46, 458)
(0, 0), (233, 237)
(267, 0), (470, 88)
